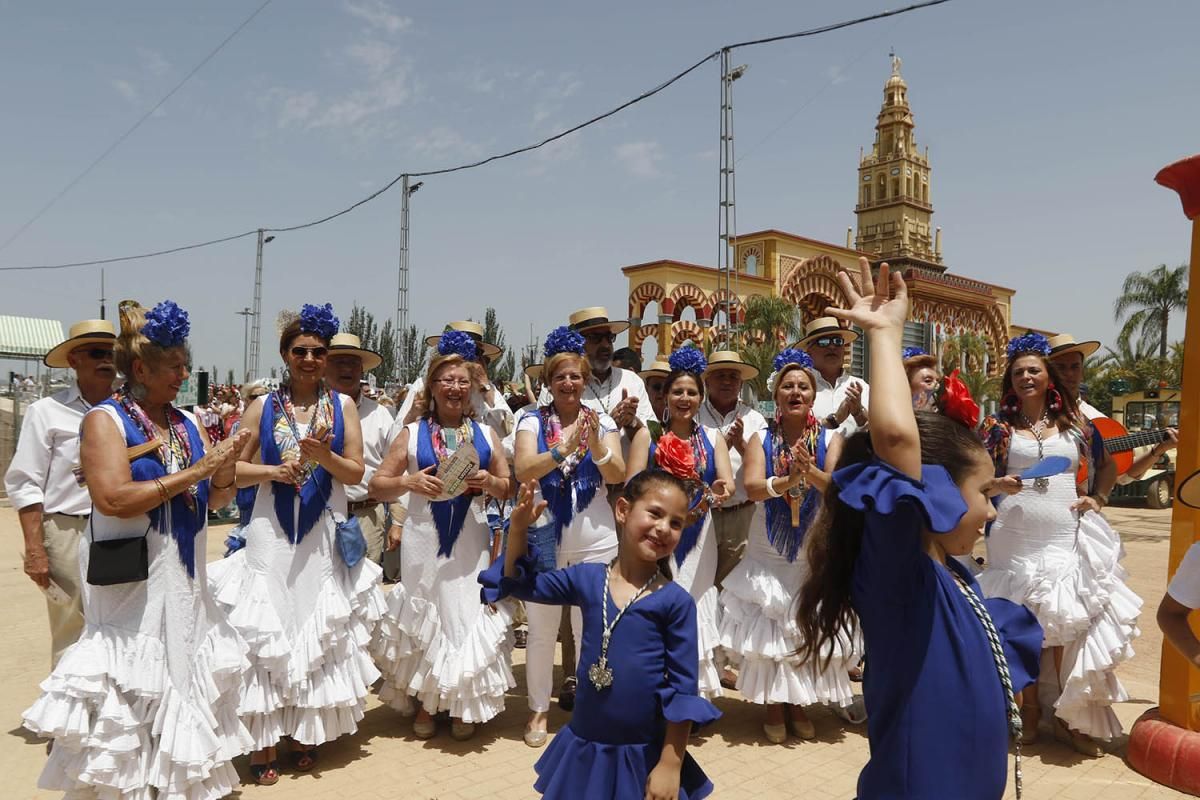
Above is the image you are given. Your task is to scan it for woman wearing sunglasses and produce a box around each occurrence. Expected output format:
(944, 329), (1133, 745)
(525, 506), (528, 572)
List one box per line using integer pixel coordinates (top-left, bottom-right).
(209, 304), (385, 784)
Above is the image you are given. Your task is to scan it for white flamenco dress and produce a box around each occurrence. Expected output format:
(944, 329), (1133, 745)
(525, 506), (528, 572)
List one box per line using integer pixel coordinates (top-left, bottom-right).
(23, 404), (253, 799)
(372, 420), (515, 723)
(207, 400), (386, 749)
(718, 506), (858, 710)
(979, 432), (1142, 739)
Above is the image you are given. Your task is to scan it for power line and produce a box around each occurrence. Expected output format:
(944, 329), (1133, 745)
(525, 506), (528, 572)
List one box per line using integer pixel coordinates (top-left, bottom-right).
(0, 0), (951, 273)
(0, 0), (274, 255)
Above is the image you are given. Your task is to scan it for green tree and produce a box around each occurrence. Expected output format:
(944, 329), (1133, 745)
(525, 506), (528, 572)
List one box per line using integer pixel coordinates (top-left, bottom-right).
(345, 304), (405, 385)
(939, 332), (1001, 404)
(1113, 263), (1188, 358)
(1094, 338), (1175, 397)
(480, 308), (515, 384)
(740, 295), (803, 348)
(397, 324), (427, 385)
(376, 319), (398, 385)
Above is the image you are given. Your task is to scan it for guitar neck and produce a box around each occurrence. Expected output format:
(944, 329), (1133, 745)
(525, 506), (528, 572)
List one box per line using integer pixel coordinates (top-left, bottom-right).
(1103, 429), (1169, 454)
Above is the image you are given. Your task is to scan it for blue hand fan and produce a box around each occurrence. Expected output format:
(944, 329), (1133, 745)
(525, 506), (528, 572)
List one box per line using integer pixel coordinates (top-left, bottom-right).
(1019, 455), (1071, 481)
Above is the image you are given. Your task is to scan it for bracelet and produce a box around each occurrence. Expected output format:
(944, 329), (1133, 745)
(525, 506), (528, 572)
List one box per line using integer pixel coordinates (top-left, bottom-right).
(593, 447), (614, 466)
(1090, 492), (1109, 508)
(210, 474), (235, 490)
(766, 476), (782, 498)
(550, 447), (567, 464)
(153, 477), (169, 505)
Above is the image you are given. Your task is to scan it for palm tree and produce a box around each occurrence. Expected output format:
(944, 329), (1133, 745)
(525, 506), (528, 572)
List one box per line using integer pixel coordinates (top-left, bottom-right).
(740, 295), (802, 349)
(940, 331), (990, 375)
(1113, 263), (1188, 359)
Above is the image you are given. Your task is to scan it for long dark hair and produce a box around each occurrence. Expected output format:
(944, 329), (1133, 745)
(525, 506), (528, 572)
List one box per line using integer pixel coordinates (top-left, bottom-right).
(661, 370), (704, 426)
(1001, 353), (1078, 431)
(796, 411), (987, 668)
(622, 469), (691, 579)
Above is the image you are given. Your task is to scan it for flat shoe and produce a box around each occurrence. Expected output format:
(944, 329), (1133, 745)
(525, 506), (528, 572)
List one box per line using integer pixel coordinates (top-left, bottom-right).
(413, 718), (437, 739)
(524, 728), (548, 748)
(450, 721), (476, 741)
(1055, 719), (1104, 758)
(788, 715), (817, 740)
(763, 722), (788, 744)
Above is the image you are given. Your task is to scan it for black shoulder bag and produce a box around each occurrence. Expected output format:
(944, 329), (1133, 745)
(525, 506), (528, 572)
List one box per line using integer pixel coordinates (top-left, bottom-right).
(85, 507), (151, 586)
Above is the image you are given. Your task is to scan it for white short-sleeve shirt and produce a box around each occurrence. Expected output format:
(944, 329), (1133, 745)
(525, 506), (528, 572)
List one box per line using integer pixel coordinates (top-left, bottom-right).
(1168, 542), (1200, 610)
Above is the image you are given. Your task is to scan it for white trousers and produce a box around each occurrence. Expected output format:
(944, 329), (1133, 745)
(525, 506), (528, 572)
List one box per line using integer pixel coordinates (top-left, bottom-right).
(524, 545), (616, 713)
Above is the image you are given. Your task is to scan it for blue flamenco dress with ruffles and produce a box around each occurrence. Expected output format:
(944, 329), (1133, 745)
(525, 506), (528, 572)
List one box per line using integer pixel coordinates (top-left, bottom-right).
(480, 557), (720, 800)
(835, 459), (1042, 800)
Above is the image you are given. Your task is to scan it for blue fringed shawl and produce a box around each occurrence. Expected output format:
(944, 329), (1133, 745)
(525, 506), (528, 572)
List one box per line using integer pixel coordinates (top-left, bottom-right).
(649, 427), (717, 566)
(260, 390), (345, 544)
(763, 426), (827, 562)
(416, 418), (492, 557)
(99, 400), (209, 577)
(531, 410), (604, 548)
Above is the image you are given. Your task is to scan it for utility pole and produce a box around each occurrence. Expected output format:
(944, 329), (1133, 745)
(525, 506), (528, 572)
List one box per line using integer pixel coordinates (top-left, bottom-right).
(249, 229), (275, 380)
(394, 177), (423, 381)
(99, 268), (106, 320)
(717, 51), (747, 349)
(236, 307), (254, 382)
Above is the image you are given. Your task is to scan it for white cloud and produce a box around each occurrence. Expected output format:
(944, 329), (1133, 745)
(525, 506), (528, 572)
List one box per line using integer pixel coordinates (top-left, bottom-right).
(615, 141), (662, 178)
(111, 79), (138, 102)
(411, 126), (482, 159)
(346, 38), (396, 78)
(343, 0), (412, 34)
(138, 48), (170, 77)
(271, 88), (320, 127)
(827, 65), (848, 86)
(311, 70), (411, 129)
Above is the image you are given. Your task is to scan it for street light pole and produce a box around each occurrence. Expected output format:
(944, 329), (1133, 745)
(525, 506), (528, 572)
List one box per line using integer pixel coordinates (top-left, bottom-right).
(394, 177), (423, 383)
(248, 229), (275, 380)
(236, 307), (253, 382)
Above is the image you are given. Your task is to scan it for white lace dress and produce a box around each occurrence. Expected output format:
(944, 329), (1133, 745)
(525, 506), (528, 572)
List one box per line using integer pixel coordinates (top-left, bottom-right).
(23, 405), (253, 799)
(372, 421), (515, 723)
(979, 432), (1142, 739)
(207, 400), (386, 749)
(719, 505), (858, 709)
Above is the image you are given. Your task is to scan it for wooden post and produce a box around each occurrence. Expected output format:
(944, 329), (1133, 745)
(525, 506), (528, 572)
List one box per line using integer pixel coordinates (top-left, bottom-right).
(1154, 155), (1200, 729)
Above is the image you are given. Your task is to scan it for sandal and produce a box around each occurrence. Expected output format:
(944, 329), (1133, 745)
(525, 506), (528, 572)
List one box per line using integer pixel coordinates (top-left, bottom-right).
(291, 747), (319, 772)
(249, 761), (280, 786)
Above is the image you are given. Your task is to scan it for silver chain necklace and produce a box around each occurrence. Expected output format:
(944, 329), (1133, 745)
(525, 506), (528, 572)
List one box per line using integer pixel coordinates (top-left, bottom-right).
(1019, 411), (1052, 490)
(588, 565), (659, 691)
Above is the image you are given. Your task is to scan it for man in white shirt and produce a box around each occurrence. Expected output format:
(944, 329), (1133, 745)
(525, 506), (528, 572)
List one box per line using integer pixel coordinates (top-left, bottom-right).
(1158, 537), (1200, 669)
(566, 306), (653, 451)
(397, 320), (515, 441)
(326, 333), (398, 579)
(5, 320), (117, 668)
(794, 316), (869, 437)
(698, 351), (765, 589)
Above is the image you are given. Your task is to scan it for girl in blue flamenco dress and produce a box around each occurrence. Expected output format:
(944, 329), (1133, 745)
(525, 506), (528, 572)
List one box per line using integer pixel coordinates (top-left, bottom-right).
(480, 470), (720, 800)
(796, 257), (1043, 800)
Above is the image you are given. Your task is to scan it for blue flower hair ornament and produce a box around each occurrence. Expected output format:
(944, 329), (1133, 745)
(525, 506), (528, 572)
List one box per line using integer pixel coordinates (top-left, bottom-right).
(773, 348), (813, 373)
(299, 303), (339, 341)
(141, 300), (190, 347)
(668, 346), (707, 375)
(1006, 332), (1051, 360)
(902, 346), (929, 361)
(438, 329), (478, 361)
(543, 326), (585, 358)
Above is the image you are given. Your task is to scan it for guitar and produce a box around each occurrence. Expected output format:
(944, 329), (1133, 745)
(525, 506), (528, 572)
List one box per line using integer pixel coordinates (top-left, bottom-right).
(1078, 416), (1173, 482)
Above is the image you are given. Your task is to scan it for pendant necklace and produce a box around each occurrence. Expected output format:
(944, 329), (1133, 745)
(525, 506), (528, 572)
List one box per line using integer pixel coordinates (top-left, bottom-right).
(589, 565), (659, 691)
(588, 371), (615, 414)
(1020, 411), (1052, 491)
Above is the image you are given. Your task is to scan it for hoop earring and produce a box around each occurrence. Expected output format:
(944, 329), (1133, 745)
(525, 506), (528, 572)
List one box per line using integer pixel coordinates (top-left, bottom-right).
(1001, 391), (1020, 416)
(1047, 384), (1063, 413)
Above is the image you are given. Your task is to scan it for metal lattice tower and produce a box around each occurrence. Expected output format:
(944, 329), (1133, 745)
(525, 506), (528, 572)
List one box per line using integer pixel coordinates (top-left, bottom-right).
(717, 51), (746, 349)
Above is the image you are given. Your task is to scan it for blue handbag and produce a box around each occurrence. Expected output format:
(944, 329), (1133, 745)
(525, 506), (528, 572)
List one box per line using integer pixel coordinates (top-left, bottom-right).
(331, 506), (367, 568)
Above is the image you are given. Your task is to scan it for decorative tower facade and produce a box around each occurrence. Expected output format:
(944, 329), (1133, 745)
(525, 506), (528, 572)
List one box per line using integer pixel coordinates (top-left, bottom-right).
(854, 54), (943, 272)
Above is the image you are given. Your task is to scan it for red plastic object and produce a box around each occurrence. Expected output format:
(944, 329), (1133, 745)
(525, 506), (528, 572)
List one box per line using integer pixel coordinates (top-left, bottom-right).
(1128, 708), (1200, 795)
(1156, 155), (1200, 220)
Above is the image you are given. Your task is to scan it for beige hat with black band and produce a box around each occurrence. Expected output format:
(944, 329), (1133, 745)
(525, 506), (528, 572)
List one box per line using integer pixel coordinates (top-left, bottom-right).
(1047, 333), (1101, 360)
(328, 333), (383, 371)
(702, 350), (759, 381)
(44, 320), (117, 368)
(425, 320), (502, 359)
(639, 359), (672, 380)
(568, 307), (630, 336)
(792, 316), (859, 350)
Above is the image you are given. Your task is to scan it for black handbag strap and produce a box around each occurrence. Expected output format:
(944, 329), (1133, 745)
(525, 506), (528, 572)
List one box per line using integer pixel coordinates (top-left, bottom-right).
(86, 503), (154, 544)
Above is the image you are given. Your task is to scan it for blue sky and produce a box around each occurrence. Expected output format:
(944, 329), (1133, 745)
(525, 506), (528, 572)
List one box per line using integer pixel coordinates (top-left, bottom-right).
(1, 0), (1196, 378)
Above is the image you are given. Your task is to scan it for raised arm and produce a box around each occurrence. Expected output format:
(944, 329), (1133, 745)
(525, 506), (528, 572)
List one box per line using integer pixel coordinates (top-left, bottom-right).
(830, 258), (919, 480)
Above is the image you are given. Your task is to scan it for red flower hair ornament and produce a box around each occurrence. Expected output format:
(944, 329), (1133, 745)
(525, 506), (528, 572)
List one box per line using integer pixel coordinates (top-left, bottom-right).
(938, 369), (981, 430)
(654, 432), (698, 480)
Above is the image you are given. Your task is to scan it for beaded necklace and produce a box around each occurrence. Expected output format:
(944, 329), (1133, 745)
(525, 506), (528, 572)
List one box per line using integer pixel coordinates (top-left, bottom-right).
(539, 404), (596, 475)
(116, 386), (196, 507)
(428, 416), (473, 462)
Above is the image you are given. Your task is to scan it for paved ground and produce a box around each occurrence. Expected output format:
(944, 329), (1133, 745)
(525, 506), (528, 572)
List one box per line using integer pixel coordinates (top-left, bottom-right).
(0, 502), (1188, 799)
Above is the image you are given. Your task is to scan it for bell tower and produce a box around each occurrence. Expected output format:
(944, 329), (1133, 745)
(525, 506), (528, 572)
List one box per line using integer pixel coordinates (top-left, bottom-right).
(854, 53), (943, 272)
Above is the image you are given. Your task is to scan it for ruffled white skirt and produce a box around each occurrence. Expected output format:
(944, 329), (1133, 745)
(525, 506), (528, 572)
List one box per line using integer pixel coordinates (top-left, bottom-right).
(673, 513), (722, 700)
(980, 510), (1141, 739)
(23, 619), (253, 800)
(718, 513), (858, 708)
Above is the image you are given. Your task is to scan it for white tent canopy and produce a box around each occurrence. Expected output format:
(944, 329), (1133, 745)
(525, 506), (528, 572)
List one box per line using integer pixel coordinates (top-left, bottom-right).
(0, 315), (65, 361)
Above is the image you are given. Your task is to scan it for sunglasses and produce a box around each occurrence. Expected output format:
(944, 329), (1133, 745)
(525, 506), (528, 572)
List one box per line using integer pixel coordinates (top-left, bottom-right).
(584, 332), (616, 344)
(290, 346), (328, 359)
(78, 347), (114, 360)
(815, 336), (846, 348)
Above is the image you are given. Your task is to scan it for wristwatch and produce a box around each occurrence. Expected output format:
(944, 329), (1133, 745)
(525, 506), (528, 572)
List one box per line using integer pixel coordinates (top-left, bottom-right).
(824, 413), (840, 429)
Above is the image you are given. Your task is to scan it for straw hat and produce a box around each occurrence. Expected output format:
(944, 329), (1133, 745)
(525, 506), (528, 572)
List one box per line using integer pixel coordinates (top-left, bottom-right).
(1047, 333), (1101, 361)
(639, 359), (671, 380)
(568, 307), (630, 336)
(328, 333), (383, 371)
(792, 316), (859, 350)
(702, 350), (759, 381)
(424, 320), (502, 359)
(44, 319), (117, 368)
(523, 363), (544, 382)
